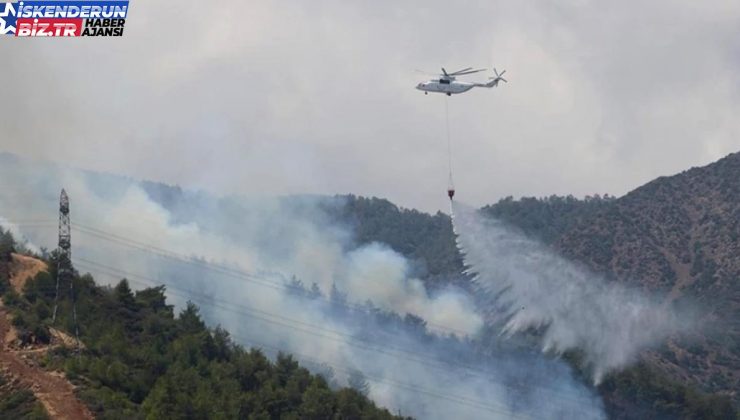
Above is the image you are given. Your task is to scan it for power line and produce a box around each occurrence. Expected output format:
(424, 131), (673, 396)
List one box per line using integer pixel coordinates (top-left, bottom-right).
(74, 258), (486, 374)
(74, 225), (292, 294)
(3, 219), (472, 336)
(71, 222), (473, 337)
(2, 218), (475, 336)
(4, 218), (598, 410)
(73, 258), (595, 412)
(73, 260), (534, 419)
(235, 336), (534, 419)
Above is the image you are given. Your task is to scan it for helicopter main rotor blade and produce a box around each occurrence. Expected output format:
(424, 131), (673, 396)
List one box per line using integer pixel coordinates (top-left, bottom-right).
(441, 68), (449, 76)
(449, 67), (473, 75)
(451, 68), (486, 76)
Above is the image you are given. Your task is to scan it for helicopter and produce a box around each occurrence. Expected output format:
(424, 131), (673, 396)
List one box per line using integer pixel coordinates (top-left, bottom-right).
(416, 67), (507, 96)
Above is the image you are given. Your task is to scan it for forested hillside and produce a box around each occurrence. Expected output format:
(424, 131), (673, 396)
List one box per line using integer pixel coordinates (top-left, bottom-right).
(552, 152), (740, 412)
(0, 373), (47, 419)
(138, 183), (465, 289)
(2, 151), (738, 419)
(0, 233), (406, 420)
(324, 195), (463, 289)
(306, 157), (740, 418)
(481, 194), (616, 244)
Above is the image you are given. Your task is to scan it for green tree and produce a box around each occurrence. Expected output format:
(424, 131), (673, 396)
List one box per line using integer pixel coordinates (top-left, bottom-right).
(299, 380), (335, 420)
(348, 369), (370, 397)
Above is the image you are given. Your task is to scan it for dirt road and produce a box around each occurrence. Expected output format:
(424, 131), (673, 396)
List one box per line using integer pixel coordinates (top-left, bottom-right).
(0, 254), (93, 419)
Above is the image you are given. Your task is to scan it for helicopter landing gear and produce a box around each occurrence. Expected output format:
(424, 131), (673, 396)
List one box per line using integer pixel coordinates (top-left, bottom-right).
(446, 92), (451, 96)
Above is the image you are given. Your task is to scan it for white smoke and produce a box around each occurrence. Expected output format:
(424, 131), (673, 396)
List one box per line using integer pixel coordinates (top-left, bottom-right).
(0, 155), (606, 419)
(0, 216), (41, 255)
(452, 201), (687, 382)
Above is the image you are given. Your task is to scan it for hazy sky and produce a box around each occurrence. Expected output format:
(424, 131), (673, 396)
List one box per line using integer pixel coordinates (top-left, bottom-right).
(2, 0), (739, 211)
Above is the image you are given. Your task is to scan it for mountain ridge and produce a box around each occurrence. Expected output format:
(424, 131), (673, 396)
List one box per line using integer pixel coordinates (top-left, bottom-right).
(551, 151), (740, 402)
(0, 150), (738, 417)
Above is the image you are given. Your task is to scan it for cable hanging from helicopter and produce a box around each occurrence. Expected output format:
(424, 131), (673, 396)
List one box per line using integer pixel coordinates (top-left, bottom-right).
(415, 67), (507, 201)
(445, 97), (454, 201)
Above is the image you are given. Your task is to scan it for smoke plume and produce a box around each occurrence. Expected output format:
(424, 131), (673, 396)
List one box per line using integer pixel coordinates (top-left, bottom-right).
(0, 154), (606, 419)
(452, 201), (687, 382)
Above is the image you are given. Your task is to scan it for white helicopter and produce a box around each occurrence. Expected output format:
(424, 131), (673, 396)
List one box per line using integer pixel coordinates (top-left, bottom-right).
(416, 67), (507, 96)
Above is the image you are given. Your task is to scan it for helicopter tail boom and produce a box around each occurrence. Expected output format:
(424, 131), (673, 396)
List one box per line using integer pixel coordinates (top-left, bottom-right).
(478, 68), (507, 88)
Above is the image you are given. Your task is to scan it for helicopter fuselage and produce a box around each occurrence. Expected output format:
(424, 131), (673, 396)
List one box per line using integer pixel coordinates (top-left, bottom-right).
(416, 79), (477, 96)
(416, 76), (500, 96)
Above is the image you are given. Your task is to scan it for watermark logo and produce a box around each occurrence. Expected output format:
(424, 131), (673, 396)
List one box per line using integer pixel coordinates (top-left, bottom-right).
(0, 2), (16, 35)
(1, 1), (129, 37)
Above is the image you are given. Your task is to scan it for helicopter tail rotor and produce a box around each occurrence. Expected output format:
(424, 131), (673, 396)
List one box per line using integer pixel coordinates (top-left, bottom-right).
(488, 68), (507, 87)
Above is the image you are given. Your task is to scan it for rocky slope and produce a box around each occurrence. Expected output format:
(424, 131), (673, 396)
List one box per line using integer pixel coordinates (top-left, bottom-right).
(552, 152), (740, 401)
